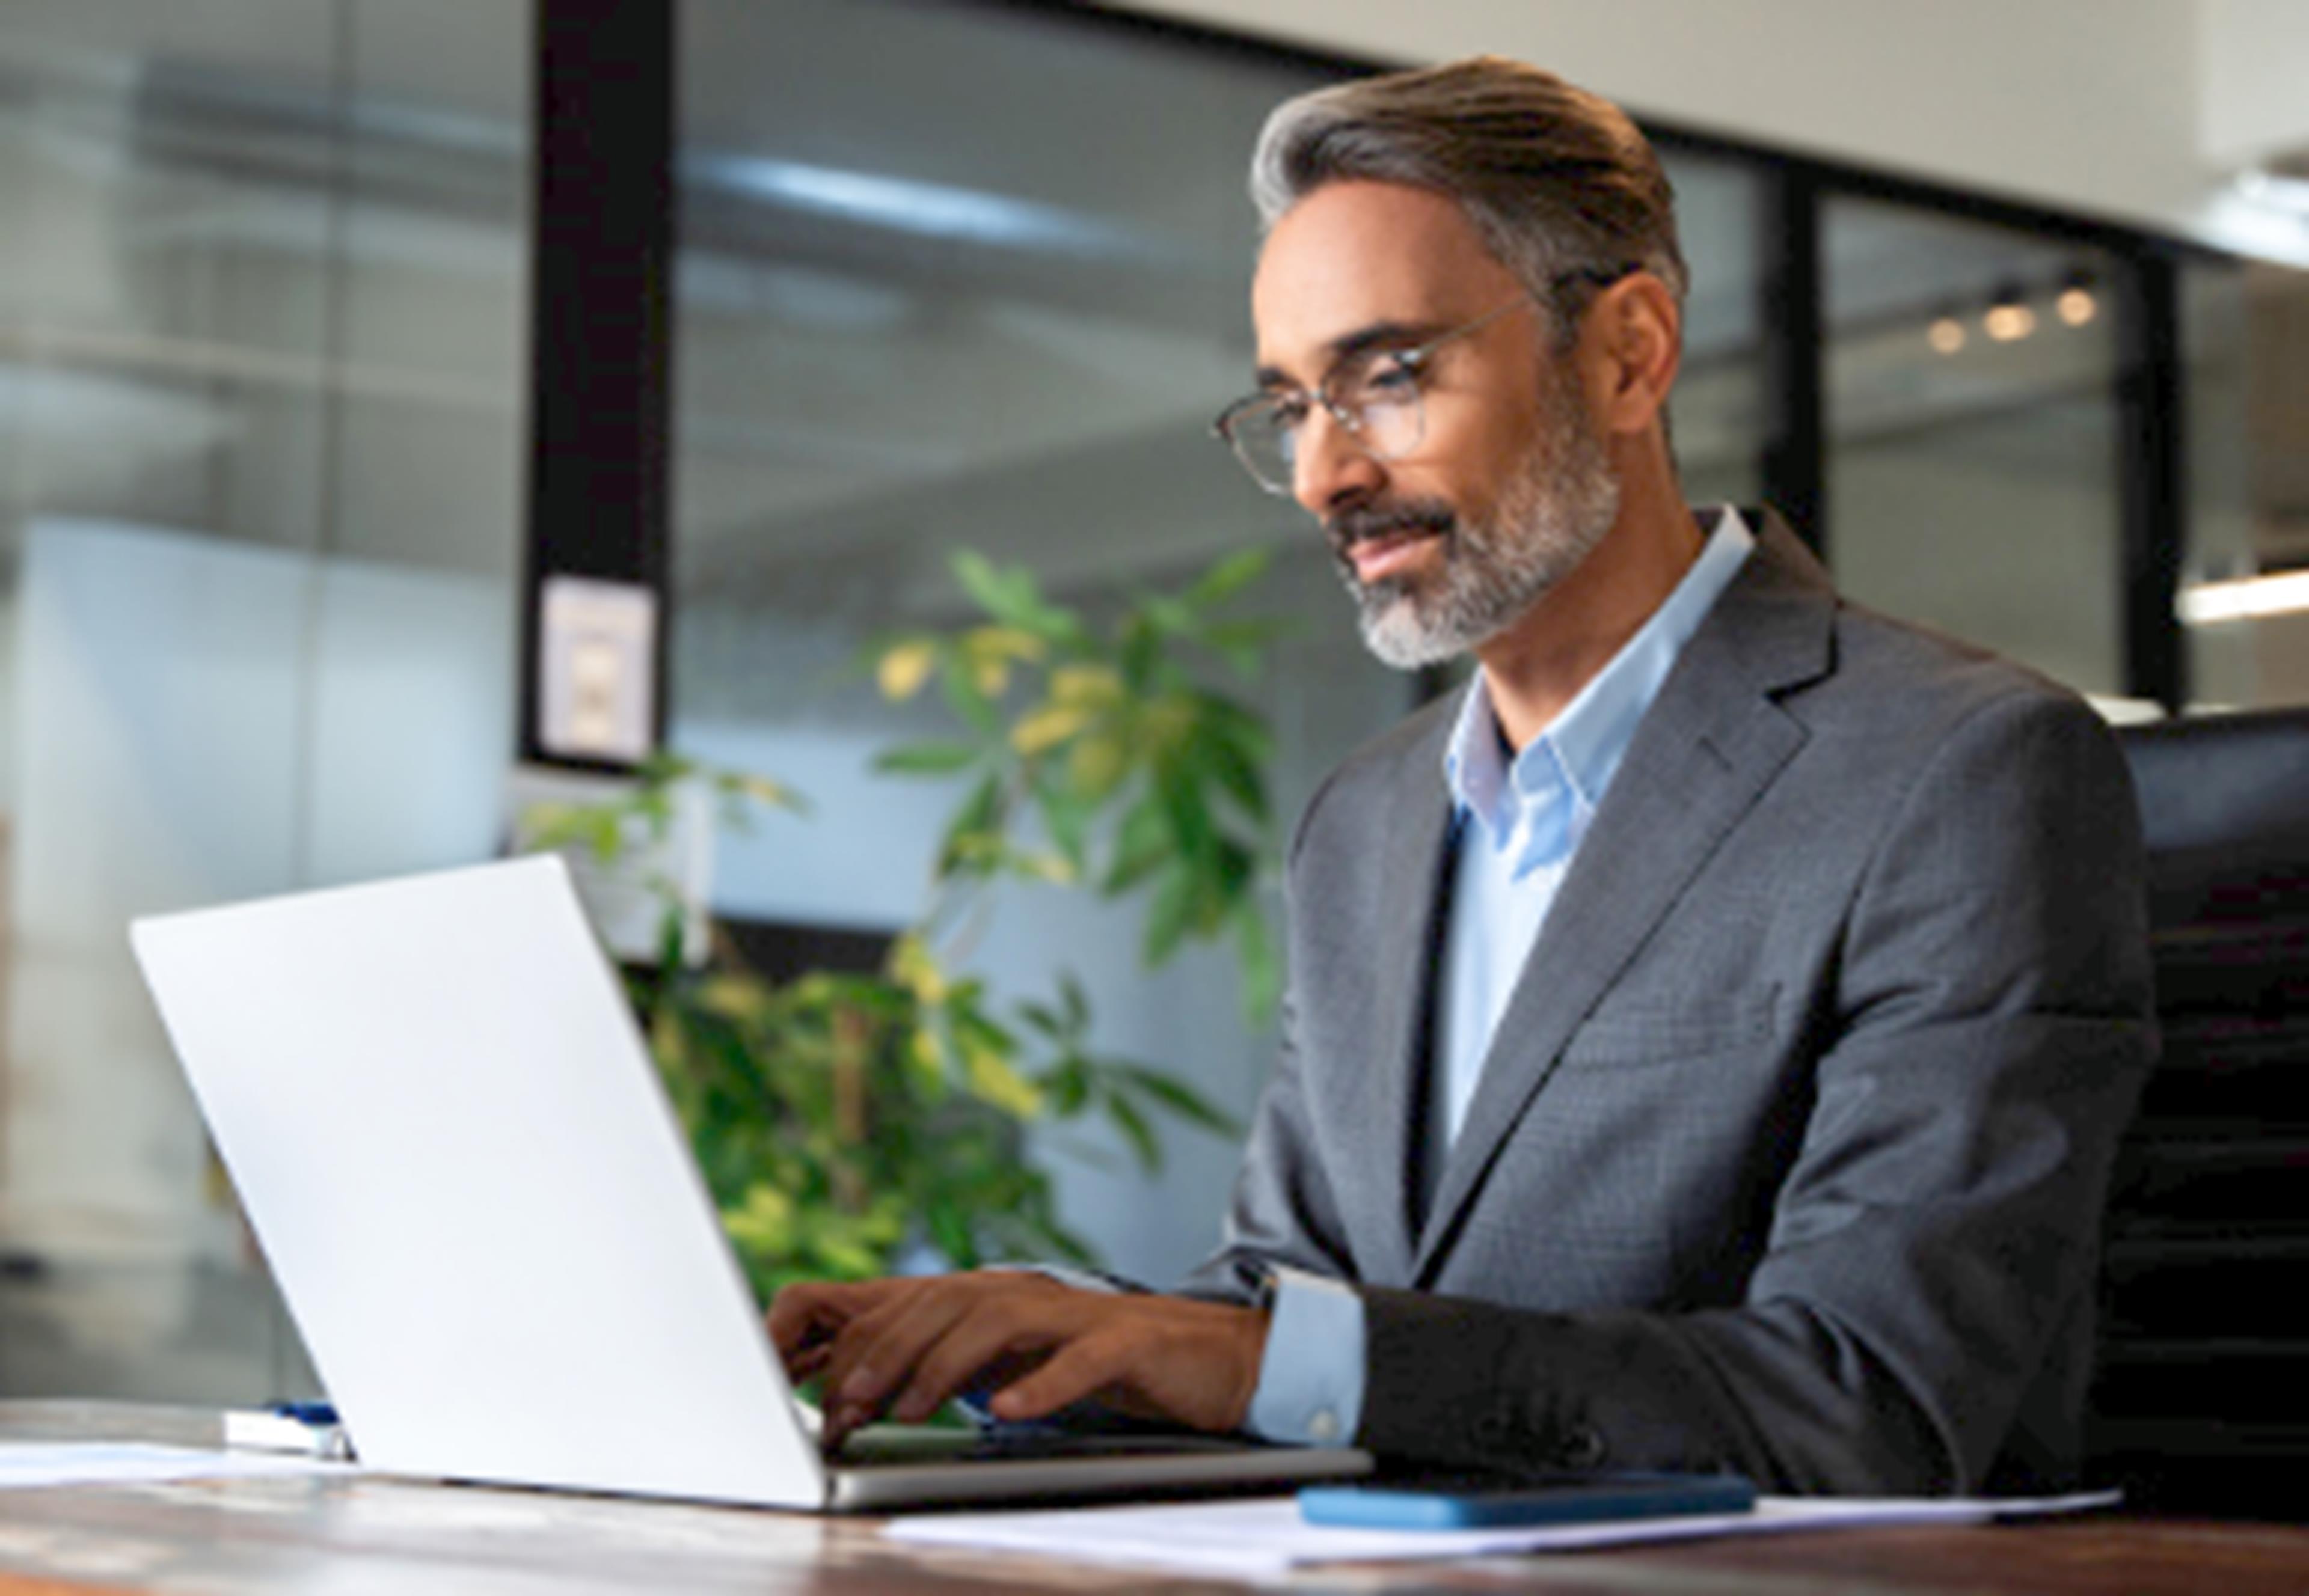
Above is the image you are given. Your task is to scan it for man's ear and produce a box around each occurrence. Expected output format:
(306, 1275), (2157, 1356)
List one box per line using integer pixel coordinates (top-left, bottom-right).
(1582, 272), (1681, 438)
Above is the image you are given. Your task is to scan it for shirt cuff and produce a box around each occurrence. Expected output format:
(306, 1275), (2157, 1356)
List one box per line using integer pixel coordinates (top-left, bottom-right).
(1244, 1267), (1365, 1448)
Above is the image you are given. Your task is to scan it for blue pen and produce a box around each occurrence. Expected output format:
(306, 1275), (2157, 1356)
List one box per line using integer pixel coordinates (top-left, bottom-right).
(225, 1401), (353, 1460)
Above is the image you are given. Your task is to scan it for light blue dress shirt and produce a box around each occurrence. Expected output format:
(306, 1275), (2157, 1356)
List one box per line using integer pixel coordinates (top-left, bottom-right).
(1246, 509), (1756, 1448)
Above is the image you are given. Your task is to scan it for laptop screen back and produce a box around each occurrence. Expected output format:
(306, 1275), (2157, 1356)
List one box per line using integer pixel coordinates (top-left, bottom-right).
(132, 855), (826, 1507)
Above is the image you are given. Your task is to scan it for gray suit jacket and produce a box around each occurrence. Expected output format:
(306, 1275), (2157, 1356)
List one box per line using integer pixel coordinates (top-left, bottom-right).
(1182, 514), (2156, 1494)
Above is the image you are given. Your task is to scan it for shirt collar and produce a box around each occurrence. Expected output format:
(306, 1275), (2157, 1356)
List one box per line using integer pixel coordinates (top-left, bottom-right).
(1444, 507), (1756, 828)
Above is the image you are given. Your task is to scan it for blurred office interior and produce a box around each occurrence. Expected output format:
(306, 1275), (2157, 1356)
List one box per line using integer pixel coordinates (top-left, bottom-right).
(0, 0), (2305, 1407)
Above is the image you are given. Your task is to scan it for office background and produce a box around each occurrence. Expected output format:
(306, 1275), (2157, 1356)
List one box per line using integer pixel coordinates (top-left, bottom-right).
(0, 0), (2305, 1407)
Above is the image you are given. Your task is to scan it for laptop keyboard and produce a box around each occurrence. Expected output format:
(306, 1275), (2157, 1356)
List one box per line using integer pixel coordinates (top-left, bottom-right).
(838, 1425), (1245, 1469)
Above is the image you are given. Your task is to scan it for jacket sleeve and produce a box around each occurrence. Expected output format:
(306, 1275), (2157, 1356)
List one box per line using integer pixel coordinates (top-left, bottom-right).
(1352, 689), (2156, 1493)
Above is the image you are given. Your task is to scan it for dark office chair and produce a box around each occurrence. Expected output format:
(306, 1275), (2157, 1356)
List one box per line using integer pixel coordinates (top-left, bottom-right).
(2093, 709), (2309, 1519)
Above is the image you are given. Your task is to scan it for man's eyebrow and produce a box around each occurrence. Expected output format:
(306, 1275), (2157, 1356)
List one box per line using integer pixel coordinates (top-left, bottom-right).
(1253, 319), (1439, 391)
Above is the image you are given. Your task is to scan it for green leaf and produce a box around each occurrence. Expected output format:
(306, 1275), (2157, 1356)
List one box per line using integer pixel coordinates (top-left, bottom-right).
(964, 1038), (1044, 1119)
(939, 655), (1001, 739)
(1118, 614), (1162, 694)
(1189, 718), (1268, 824)
(875, 638), (940, 701)
(635, 751), (695, 787)
(875, 741), (983, 776)
(937, 771), (1006, 879)
(1041, 1130), (1121, 1172)
(722, 772), (809, 814)
(721, 1182), (796, 1257)
(1142, 862), (1197, 967)
(518, 801), (589, 853)
(1065, 732), (1129, 804)
(1117, 1065), (1240, 1137)
(1234, 900), (1280, 1025)
(1154, 753), (1218, 866)
(589, 809), (625, 863)
(1010, 708), (1084, 762)
(952, 551), (1073, 641)
(1101, 796), (1169, 898)
(903, 1024), (949, 1098)
(1193, 692), (1274, 754)
(952, 1001), (1019, 1058)
(1208, 839), (1256, 911)
(925, 1200), (977, 1269)
(1201, 618), (1289, 677)
(1104, 1089), (1161, 1174)
(1004, 848), (1076, 886)
(952, 550), (1021, 618)
(1039, 1053), (1091, 1116)
(1030, 773), (1093, 873)
(1183, 546), (1270, 610)
(1144, 595), (1196, 637)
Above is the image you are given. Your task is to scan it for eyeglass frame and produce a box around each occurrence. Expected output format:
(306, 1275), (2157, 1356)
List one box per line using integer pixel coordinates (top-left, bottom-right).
(1209, 263), (1640, 497)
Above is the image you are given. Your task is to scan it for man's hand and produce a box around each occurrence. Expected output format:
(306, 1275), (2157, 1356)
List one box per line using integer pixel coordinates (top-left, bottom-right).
(767, 1271), (1270, 1449)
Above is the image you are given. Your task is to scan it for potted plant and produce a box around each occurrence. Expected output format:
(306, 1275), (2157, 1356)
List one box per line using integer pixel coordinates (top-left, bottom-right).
(524, 548), (1282, 1300)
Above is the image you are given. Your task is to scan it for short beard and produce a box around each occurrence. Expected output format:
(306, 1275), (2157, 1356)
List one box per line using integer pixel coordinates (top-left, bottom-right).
(1329, 375), (1621, 671)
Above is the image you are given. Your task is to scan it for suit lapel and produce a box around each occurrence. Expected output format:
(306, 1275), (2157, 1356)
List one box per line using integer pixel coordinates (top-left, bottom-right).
(1409, 517), (1835, 1281)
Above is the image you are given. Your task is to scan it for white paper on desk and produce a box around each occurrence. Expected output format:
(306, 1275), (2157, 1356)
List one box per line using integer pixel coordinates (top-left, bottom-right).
(883, 1488), (2123, 1576)
(0, 1443), (359, 1490)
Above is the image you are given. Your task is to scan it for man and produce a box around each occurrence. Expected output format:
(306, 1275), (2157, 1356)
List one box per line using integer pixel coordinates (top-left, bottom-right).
(770, 57), (2154, 1494)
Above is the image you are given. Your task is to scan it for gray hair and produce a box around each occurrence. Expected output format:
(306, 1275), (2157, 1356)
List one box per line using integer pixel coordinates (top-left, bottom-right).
(1249, 57), (1687, 345)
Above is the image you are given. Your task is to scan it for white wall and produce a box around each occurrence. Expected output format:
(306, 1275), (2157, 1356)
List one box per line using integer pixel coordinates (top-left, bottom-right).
(7, 519), (514, 1265)
(1127, 0), (2309, 264)
(2201, 0), (2309, 168)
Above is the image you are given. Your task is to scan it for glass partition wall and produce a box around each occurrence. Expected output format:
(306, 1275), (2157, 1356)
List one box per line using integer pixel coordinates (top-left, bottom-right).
(0, 0), (530, 1401)
(1665, 157), (1768, 512)
(1822, 200), (2129, 700)
(2180, 255), (2309, 709)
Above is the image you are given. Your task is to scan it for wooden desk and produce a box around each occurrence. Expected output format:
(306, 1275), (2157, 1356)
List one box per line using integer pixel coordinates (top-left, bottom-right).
(3, 1402), (2305, 1594)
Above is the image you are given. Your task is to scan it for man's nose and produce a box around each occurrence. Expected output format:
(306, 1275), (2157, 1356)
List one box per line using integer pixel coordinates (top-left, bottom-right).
(1290, 408), (1386, 517)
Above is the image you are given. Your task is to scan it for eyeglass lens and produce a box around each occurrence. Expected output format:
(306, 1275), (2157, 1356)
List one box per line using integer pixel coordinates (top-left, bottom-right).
(1228, 359), (1428, 494)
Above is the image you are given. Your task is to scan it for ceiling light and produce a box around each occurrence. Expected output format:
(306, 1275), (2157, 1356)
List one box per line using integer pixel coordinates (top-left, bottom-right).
(2234, 167), (2309, 220)
(1927, 316), (1966, 355)
(1983, 301), (2036, 342)
(682, 152), (1168, 263)
(2056, 286), (2096, 326)
(2177, 570), (2309, 625)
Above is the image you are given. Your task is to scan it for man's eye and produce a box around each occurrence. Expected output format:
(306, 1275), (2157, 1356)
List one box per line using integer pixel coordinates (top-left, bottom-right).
(1357, 358), (1420, 398)
(1269, 394), (1313, 429)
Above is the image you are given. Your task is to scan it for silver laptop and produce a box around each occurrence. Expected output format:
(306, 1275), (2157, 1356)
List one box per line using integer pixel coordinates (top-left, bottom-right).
(130, 854), (1370, 1511)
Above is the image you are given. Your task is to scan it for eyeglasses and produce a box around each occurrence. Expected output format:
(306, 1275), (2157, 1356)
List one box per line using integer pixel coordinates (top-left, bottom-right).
(1210, 266), (1636, 497)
